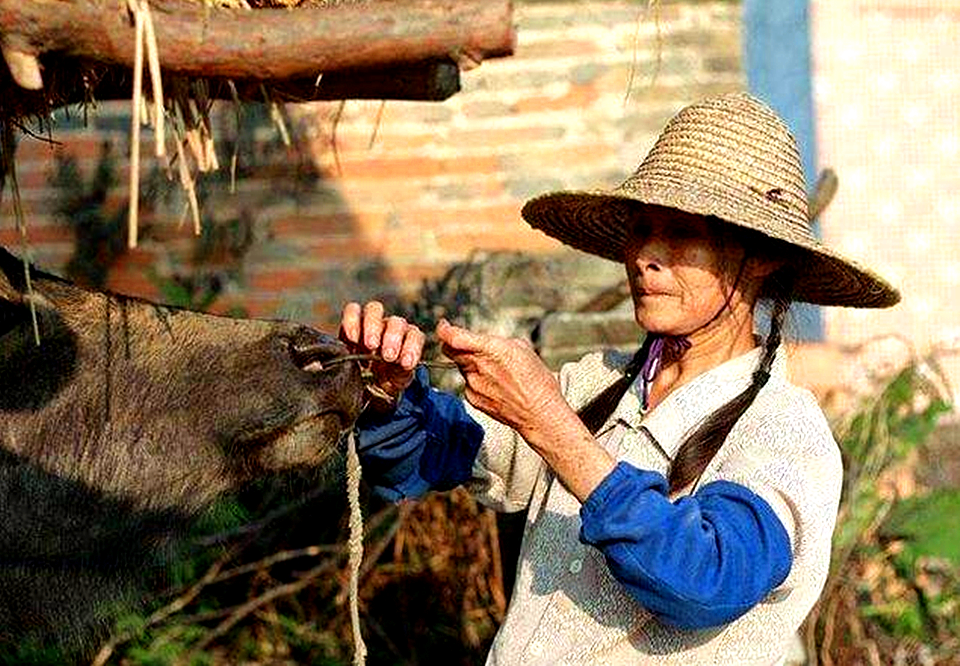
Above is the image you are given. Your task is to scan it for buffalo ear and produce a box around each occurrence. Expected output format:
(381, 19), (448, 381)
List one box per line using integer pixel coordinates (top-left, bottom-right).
(0, 247), (28, 337)
(0, 246), (25, 304)
(0, 297), (26, 338)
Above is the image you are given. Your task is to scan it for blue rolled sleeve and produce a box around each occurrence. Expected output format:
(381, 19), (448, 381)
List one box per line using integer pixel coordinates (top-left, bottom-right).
(355, 367), (484, 502)
(580, 461), (792, 630)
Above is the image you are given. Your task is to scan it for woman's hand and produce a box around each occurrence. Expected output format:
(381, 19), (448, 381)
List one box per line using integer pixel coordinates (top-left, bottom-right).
(436, 319), (616, 502)
(435, 319), (566, 438)
(339, 301), (426, 401)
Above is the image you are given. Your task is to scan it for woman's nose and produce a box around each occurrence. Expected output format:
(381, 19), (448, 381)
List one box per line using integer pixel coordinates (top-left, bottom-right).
(631, 239), (667, 272)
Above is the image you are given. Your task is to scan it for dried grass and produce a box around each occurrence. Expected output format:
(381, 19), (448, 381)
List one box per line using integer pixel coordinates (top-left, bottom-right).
(0, 121), (41, 344)
(625, 0), (663, 106)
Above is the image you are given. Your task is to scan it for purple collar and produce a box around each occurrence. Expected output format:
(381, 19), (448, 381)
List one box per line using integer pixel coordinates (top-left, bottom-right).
(639, 334), (691, 410)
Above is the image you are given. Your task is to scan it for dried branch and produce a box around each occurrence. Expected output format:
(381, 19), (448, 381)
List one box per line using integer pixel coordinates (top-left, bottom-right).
(180, 557), (341, 659)
(90, 547), (237, 666)
(182, 504), (404, 662)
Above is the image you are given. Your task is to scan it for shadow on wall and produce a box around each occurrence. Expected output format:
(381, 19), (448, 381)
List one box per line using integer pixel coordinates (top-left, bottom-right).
(41, 100), (399, 325)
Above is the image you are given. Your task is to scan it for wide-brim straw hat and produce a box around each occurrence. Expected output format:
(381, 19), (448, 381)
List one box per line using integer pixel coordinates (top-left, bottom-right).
(521, 92), (900, 308)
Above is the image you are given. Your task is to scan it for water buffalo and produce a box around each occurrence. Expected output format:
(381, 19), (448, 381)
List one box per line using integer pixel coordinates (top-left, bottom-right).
(0, 246), (364, 649)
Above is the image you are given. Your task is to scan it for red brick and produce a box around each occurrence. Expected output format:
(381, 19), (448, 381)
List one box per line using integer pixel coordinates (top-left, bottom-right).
(379, 262), (450, 286)
(318, 130), (443, 155)
(10, 166), (57, 190)
(335, 155), (500, 180)
(0, 225), (72, 245)
(434, 227), (563, 254)
(111, 248), (160, 270)
(323, 231), (429, 260)
(446, 125), (565, 148)
(103, 270), (161, 301)
(57, 135), (120, 162)
(271, 210), (386, 237)
(247, 268), (325, 291)
(398, 204), (522, 232)
(2, 0), (744, 338)
(334, 181), (425, 207)
(516, 39), (600, 60)
(513, 84), (600, 114)
(231, 297), (282, 320)
(14, 137), (61, 163)
(499, 143), (616, 173)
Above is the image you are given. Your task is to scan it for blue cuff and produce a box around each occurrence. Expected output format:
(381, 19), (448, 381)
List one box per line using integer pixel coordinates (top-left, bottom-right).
(355, 366), (484, 501)
(580, 461), (792, 630)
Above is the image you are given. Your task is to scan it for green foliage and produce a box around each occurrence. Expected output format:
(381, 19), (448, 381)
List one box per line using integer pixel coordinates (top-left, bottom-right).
(0, 639), (72, 666)
(124, 623), (213, 666)
(881, 489), (960, 567)
(831, 361), (952, 571)
(147, 267), (224, 313)
(808, 351), (958, 662)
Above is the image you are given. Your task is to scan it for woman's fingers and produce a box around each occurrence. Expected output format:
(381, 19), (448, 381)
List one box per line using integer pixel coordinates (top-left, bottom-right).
(381, 316), (408, 362)
(399, 324), (426, 369)
(381, 316), (426, 369)
(339, 301), (424, 370)
(361, 301), (386, 350)
(340, 300), (386, 350)
(339, 301), (362, 345)
(436, 318), (488, 355)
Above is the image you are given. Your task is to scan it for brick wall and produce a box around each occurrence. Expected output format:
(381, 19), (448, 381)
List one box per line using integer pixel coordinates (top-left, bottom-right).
(2, 0), (744, 330)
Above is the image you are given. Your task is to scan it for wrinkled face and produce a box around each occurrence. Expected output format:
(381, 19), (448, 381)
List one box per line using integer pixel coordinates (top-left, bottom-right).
(623, 209), (758, 337)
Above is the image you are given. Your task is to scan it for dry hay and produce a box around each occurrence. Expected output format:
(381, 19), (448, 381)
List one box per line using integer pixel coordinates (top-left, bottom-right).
(1, 0), (377, 248)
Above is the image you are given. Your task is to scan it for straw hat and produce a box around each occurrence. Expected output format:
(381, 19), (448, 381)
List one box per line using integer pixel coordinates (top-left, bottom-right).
(521, 92), (900, 308)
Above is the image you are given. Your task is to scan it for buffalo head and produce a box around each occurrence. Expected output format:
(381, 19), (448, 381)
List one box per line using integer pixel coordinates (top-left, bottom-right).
(0, 246), (364, 646)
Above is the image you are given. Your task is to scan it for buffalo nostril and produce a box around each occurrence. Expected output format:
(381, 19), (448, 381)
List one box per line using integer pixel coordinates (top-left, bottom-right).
(287, 328), (348, 373)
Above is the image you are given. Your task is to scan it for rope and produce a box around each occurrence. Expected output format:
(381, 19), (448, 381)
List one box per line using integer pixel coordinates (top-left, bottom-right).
(346, 430), (367, 666)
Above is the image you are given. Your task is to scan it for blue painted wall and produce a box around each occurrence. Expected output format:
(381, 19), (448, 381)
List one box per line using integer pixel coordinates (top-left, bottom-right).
(743, 0), (823, 341)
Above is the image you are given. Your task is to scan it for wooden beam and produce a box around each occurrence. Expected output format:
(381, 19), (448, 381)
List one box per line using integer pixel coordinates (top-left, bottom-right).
(0, 57), (462, 119)
(0, 0), (514, 83)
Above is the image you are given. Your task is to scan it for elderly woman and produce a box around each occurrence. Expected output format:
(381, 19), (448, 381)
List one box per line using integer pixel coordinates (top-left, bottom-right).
(340, 93), (899, 664)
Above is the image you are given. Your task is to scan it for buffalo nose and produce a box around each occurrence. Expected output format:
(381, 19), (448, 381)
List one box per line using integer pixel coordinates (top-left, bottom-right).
(286, 327), (348, 372)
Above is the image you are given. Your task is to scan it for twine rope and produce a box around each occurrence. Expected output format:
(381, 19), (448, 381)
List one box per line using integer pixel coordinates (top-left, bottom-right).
(346, 430), (367, 666)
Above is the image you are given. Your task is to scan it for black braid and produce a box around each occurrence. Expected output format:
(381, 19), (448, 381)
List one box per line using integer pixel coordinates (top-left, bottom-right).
(667, 274), (794, 493)
(577, 336), (654, 435)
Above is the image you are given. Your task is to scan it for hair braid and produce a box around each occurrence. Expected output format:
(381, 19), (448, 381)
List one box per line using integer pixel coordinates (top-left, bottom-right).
(667, 274), (794, 493)
(577, 338), (651, 435)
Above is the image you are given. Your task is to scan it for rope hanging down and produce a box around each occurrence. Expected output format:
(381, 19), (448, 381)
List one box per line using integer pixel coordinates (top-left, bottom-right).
(346, 430), (367, 665)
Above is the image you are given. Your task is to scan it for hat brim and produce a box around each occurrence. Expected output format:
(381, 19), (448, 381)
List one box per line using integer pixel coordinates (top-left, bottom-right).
(521, 187), (901, 309)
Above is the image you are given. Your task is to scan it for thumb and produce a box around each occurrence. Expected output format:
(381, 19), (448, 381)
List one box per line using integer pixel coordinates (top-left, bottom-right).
(436, 318), (486, 354)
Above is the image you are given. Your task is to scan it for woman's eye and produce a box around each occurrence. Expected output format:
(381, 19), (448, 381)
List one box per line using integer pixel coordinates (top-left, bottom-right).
(630, 221), (650, 239)
(667, 222), (711, 243)
(670, 227), (698, 240)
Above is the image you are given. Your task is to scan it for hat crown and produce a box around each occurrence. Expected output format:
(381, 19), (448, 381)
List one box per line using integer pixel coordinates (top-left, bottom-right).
(622, 92), (812, 238)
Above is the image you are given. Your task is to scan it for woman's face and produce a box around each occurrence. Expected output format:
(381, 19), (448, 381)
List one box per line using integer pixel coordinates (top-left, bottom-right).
(623, 210), (762, 338)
